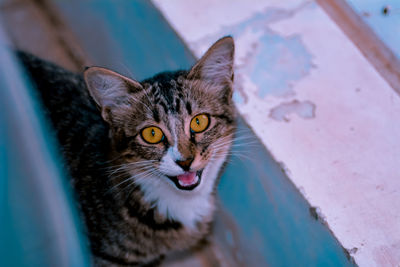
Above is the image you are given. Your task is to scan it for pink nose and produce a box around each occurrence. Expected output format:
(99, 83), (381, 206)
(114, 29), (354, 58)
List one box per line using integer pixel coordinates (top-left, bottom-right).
(175, 158), (194, 171)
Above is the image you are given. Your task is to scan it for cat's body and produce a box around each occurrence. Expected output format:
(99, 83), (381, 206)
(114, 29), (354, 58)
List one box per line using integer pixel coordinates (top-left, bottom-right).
(18, 37), (235, 266)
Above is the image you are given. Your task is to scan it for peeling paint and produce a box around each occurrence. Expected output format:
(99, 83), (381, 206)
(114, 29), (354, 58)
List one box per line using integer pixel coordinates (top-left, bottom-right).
(247, 32), (314, 97)
(232, 91), (244, 105)
(269, 100), (316, 122)
(189, 2), (316, 100)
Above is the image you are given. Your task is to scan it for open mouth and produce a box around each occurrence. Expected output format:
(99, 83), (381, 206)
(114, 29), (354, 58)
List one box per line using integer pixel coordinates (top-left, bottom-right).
(167, 169), (203, 191)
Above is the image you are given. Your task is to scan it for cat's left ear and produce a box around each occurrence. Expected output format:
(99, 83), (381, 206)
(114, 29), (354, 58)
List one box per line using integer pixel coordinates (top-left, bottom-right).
(188, 36), (234, 88)
(84, 67), (143, 123)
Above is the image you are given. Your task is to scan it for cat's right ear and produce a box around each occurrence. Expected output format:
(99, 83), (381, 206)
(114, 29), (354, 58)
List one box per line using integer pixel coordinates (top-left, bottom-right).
(84, 67), (143, 123)
(187, 36), (234, 86)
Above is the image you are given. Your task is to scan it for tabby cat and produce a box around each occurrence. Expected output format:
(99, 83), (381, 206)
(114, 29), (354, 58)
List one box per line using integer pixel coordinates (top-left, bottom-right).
(18, 36), (236, 266)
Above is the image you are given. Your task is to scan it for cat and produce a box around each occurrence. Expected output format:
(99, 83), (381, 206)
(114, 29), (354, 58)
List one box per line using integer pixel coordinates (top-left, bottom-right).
(17, 36), (236, 266)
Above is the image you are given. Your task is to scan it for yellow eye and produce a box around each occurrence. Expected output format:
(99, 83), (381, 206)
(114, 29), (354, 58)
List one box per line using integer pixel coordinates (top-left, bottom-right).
(141, 126), (164, 144)
(190, 114), (210, 133)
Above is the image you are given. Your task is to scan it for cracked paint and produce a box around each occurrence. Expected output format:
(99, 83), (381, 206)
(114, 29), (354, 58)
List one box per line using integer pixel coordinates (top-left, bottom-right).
(269, 100), (316, 122)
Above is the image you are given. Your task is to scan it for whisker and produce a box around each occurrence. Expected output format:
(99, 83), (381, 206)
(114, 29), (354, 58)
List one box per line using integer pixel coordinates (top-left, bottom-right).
(98, 155), (124, 165)
(108, 169), (156, 195)
(106, 160), (157, 174)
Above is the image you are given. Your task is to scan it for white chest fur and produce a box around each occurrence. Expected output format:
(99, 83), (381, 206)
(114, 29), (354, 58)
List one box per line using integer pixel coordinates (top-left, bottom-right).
(134, 154), (226, 229)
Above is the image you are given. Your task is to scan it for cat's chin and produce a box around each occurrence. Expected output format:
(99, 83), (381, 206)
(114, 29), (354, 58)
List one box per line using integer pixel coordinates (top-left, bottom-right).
(166, 169), (203, 191)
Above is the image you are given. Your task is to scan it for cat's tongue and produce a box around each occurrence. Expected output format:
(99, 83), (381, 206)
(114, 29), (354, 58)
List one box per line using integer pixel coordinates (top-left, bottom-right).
(177, 172), (197, 186)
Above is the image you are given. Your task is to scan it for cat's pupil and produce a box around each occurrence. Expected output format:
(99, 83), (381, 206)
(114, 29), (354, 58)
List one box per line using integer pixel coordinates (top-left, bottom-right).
(151, 129), (155, 136)
(196, 118), (200, 125)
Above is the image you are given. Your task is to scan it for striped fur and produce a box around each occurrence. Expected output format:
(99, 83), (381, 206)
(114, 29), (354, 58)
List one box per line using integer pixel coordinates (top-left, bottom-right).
(19, 36), (236, 266)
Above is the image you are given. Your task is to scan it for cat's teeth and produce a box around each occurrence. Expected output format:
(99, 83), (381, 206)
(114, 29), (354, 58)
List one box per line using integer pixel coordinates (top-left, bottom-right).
(178, 175), (199, 187)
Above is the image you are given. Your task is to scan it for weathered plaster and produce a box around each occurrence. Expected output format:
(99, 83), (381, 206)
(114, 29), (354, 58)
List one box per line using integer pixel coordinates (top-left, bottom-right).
(269, 100), (316, 122)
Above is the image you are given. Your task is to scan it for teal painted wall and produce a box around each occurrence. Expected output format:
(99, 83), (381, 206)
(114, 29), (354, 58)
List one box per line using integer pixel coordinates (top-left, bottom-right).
(0, 40), (90, 266)
(56, 0), (195, 79)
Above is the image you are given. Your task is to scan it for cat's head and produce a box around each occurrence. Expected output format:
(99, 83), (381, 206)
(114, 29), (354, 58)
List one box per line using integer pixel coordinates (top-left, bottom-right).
(84, 37), (235, 228)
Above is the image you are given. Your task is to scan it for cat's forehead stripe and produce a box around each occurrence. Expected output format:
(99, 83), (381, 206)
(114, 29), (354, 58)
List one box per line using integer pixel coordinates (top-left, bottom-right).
(175, 98), (181, 113)
(152, 108), (160, 123)
(149, 79), (189, 114)
(159, 100), (169, 114)
(186, 102), (192, 115)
